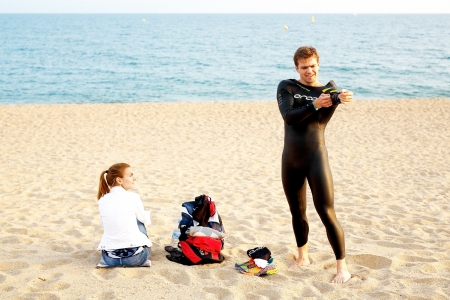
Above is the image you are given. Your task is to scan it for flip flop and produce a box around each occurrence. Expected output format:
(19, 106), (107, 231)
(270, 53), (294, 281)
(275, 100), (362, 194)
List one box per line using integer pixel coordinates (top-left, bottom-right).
(164, 246), (179, 253)
(166, 254), (181, 263)
(234, 259), (256, 272)
(239, 263), (279, 276)
(170, 249), (183, 258)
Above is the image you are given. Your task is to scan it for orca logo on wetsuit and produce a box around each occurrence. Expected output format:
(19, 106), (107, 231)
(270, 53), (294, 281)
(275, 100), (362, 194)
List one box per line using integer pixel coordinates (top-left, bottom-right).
(294, 94), (317, 101)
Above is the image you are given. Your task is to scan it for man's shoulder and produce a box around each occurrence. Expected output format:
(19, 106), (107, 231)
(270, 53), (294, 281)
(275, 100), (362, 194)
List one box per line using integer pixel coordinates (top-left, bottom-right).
(278, 79), (296, 87)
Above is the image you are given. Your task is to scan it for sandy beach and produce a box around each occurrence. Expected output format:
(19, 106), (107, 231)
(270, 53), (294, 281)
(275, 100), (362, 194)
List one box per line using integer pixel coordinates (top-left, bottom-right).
(1, 98), (449, 299)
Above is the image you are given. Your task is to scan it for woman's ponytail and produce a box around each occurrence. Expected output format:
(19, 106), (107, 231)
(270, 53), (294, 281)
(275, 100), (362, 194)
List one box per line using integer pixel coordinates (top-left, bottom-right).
(97, 163), (130, 200)
(98, 170), (110, 200)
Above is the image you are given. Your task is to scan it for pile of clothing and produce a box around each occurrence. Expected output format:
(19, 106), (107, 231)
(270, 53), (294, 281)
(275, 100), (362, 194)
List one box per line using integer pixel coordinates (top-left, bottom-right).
(235, 246), (278, 276)
(166, 195), (226, 265)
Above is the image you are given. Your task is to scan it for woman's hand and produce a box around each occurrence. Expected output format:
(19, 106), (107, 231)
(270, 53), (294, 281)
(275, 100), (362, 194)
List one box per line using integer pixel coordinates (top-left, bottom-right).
(314, 93), (333, 109)
(338, 89), (353, 104)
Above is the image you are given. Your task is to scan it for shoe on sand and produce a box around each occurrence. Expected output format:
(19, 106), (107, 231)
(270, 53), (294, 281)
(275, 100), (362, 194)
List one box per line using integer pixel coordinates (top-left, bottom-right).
(140, 260), (152, 267)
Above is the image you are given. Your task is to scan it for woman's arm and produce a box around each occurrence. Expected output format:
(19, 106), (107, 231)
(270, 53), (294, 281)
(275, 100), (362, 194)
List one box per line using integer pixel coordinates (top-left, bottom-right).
(133, 195), (151, 226)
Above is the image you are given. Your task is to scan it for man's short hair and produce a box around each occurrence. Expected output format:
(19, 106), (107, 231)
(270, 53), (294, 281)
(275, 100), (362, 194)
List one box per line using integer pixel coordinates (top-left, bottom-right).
(293, 46), (320, 67)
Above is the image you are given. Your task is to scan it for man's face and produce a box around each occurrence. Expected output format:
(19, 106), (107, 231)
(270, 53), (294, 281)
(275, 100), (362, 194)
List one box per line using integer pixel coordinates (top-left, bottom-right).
(295, 57), (320, 86)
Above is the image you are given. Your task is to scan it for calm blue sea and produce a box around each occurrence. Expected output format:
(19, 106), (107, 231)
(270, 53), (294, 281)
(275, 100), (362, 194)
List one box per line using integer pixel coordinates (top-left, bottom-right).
(0, 14), (449, 105)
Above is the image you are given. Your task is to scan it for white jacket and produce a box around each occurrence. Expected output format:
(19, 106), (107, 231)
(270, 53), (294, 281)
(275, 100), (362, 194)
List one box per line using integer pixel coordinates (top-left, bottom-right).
(97, 186), (152, 251)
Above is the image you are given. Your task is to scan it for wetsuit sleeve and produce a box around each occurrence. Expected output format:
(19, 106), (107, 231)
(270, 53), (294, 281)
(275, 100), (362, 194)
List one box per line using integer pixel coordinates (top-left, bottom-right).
(277, 80), (316, 126)
(319, 80), (339, 120)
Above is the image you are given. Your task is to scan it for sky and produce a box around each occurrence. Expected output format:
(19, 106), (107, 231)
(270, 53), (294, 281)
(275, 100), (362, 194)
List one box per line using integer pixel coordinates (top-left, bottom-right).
(1, 0), (450, 14)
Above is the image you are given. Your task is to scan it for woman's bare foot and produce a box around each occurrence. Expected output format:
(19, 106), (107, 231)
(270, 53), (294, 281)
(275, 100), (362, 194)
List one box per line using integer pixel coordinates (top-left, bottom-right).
(331, 258), (351, 284)
(289, 243), (311, 268)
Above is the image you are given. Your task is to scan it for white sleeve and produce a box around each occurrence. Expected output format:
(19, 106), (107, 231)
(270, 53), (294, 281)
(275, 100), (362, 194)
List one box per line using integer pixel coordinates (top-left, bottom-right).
(134, 194), (151, 226)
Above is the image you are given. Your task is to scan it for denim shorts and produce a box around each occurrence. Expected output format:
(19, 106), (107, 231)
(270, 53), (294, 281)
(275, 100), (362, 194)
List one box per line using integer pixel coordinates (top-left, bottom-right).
(101, 247), (151, 267)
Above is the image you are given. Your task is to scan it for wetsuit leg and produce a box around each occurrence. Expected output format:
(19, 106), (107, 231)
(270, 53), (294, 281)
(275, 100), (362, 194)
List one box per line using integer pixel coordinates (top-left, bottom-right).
(307, 146), (345, 260)
(281, 154), (309, 248)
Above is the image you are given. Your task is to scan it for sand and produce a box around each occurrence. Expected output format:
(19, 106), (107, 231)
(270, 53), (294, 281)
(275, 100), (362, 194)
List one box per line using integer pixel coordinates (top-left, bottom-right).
(0, 98), (449, 300)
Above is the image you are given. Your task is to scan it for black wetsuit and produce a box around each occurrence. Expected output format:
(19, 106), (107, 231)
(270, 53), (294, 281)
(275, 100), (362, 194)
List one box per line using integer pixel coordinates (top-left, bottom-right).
(277, 79), (345, 260)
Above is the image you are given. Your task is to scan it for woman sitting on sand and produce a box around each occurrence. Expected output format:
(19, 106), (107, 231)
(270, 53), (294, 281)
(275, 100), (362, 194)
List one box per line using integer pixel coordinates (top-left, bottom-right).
(96, 163), (152, 267)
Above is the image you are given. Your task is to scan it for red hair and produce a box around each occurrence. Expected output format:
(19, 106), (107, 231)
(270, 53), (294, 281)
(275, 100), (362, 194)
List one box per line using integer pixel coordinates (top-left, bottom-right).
(97, 163), (130, 200)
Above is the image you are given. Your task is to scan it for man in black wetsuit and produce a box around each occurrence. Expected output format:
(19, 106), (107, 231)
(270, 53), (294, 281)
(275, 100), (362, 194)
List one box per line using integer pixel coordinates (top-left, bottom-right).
(277, 46), (353, 284)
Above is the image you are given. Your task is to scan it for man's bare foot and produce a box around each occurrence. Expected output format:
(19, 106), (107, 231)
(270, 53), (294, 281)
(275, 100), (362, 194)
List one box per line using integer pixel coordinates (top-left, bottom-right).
(289, 243), (311, 268)
(331, 258), (351, 284)
(289, 256), (311, 268)
(331, 270), (351, 284)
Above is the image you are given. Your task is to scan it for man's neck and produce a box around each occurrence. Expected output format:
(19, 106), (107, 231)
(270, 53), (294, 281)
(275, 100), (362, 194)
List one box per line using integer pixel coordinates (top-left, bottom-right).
(299, 79), (323, 87)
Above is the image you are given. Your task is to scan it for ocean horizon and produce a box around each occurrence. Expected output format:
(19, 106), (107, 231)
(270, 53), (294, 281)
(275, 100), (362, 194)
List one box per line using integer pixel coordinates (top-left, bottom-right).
(1, 14), (449, 105)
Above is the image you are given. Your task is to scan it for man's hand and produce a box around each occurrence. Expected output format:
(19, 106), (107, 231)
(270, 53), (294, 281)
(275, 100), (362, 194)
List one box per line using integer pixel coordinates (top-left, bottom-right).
(338, 89), (353, 104)
(314, 93), (333, 109)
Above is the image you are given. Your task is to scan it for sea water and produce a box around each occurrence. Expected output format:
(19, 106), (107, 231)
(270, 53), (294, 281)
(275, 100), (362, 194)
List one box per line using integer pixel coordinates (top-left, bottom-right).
(0, 14), (449, 104)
